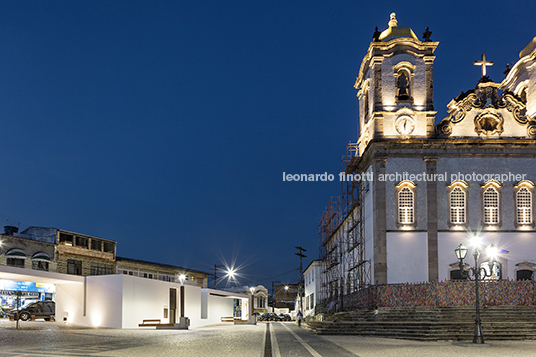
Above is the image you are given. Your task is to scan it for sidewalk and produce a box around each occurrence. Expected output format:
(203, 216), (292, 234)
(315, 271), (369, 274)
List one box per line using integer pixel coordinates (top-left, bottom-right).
(322, 335), (536, 357)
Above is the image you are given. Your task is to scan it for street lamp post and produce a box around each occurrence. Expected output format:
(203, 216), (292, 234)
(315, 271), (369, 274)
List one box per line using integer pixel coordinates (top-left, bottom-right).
(248, 287), (257, 325)
(454, 242), (495, 344)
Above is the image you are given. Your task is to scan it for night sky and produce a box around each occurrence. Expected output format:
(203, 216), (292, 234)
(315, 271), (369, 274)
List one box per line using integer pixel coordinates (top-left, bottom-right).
(0, 1), (534, 288)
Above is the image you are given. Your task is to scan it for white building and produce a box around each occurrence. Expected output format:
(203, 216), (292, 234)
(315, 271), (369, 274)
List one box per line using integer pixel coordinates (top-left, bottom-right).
(319, 13), (536, 300)
(303, 260), (325, 317)
(0, 264), (249, 328)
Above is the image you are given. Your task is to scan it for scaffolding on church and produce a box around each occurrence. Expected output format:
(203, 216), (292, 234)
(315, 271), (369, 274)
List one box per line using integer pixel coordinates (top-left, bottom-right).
(319, 142), (370, 308)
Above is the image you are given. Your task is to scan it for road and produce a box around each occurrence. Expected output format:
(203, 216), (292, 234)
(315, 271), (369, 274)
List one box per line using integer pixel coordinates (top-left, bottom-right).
(2, 320), (536, 356)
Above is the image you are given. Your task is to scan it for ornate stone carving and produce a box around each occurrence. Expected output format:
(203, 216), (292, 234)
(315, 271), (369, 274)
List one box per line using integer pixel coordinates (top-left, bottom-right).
(474, 109), (504, 136)
(441, 123), (452, 135)
(527, 124), (536, 138)
(503, 93), (528, 124)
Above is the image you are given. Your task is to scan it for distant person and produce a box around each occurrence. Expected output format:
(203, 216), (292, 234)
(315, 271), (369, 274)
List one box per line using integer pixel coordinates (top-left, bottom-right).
(297, 311), (303, 327)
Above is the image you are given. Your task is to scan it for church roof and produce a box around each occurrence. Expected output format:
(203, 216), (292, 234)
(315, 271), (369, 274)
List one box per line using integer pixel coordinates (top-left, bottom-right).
(378, 13), (418, 42)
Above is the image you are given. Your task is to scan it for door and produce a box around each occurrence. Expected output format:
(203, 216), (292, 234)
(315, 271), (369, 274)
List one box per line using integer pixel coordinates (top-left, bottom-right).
(169, 288), (177, 324)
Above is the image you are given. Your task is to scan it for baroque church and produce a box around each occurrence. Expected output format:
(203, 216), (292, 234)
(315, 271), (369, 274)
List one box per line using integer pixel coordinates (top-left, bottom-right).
(318, 13), (536, 300)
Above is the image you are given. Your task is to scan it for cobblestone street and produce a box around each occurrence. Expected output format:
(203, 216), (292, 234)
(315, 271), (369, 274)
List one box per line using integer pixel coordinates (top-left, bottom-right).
(3, 319), (536, 356)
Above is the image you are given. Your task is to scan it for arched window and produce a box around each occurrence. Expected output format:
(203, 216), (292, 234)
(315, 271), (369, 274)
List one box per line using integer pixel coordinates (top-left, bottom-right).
(483, 187), (499, 224)
(396, 181), (416, 226)
(450, 187), (466, 224)
(515, 180), (534, 227)
(6, 248), (27, 268)
(392, 62), (415, 104)
(515, 261), (536, 281)
(482, 180), (502, 227)
(517, 270), (534, 281)
(449, 262), (468, 280)
(364, 88), (370, 123)
(447, 181), (468, 227)
(32, 252), (51, 272)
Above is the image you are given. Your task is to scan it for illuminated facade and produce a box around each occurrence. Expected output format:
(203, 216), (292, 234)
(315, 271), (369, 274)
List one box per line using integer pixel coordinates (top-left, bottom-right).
(320, 14), (536, 300)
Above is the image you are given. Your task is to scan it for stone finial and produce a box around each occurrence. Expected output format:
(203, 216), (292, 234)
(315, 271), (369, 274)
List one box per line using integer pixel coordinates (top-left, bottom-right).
(389, 13), (397, 27)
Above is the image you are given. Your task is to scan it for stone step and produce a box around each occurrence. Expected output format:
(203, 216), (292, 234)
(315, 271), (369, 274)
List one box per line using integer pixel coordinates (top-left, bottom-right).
(306, 319), (536, 341)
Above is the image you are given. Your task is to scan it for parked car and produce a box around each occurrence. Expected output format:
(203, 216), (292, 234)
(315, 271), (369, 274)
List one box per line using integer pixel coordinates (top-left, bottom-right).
(279, 313), (292, 321)
(8, 301), (55, 321)
(259, 312), (281, 321)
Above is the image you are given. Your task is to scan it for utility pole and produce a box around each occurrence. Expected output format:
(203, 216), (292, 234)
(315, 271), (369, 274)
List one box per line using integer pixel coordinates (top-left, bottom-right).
(295, 246), (307, 314)
(213, 264), (224, 289)
(272, 281), (281, 312)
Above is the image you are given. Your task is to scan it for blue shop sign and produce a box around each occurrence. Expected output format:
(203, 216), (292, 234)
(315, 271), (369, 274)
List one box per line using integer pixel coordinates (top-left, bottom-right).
(0, 280), (55, 293)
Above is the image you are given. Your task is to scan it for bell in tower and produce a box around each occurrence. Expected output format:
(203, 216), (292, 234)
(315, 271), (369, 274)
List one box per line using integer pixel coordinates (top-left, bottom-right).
(354, 13), (439, 155)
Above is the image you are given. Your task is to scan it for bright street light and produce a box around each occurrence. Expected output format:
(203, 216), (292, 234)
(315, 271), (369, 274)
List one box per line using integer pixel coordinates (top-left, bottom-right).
(179, 274), (186, 284)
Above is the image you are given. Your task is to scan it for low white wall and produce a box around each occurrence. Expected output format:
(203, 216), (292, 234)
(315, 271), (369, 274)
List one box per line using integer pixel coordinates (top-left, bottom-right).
(55, 281), (85, 325)
(56, 275), (124, 328)
(87, 275), (123, 328)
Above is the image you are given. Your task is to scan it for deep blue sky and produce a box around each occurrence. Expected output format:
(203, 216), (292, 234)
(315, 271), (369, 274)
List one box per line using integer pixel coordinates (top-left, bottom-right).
(0, 1), (534, 287)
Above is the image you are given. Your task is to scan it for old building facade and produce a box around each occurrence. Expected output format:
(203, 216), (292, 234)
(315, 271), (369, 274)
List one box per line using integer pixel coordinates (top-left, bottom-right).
(319, 14), (536, 302)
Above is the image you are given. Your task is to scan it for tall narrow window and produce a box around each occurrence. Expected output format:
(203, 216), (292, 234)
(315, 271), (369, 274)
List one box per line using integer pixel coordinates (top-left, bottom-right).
(398, 188), (414, 224)
(483, 187), (499, 224)
(448, 181), (468, 228)
(364, 89), (370, 123)
(514, 180), (534, 227)
(396, 181), (416, 227)
(481, 180), (501, 227)
(517, 188), (532, 224)
(450, 187), (466, 224)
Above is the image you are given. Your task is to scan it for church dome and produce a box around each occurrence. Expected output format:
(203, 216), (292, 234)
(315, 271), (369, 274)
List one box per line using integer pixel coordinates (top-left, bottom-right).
(378, 13), (418, 41)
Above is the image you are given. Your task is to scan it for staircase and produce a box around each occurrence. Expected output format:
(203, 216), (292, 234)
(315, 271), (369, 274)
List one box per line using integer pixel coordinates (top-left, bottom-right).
(305, 306), (536, 341)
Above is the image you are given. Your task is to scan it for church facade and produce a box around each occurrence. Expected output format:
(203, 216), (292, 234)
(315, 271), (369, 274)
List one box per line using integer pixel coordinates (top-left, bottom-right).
(319, 14), (536, 301)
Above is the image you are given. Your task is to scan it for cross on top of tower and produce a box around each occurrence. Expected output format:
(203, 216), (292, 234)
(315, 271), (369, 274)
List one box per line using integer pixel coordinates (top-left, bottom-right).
(473, 53), (494, 78)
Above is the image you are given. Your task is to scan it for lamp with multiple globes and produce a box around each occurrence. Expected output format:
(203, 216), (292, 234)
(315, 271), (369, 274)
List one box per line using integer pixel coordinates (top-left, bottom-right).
(454, 237), (499, 344)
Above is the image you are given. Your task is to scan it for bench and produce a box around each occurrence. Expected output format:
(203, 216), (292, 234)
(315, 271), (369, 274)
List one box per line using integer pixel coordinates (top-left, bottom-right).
(220, 317), (235, 322)
(138, 319), (174, 327)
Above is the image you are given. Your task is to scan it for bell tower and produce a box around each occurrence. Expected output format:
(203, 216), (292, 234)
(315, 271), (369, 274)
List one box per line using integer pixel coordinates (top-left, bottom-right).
(354, 13), (439, 155)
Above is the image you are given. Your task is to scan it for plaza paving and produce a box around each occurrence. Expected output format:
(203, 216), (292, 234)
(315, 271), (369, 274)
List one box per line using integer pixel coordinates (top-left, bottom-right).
(1, 319), (536, 356)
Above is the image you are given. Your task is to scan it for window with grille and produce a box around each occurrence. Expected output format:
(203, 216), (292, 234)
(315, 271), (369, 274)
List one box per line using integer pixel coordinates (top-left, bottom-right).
(450, 187), (466, 224)
(67, 259), (83, 275)
(398, 187), (414, 224)
(90, 263), (113, 275)
(483, 187), (499, 224)
(516, 187), (532, 225)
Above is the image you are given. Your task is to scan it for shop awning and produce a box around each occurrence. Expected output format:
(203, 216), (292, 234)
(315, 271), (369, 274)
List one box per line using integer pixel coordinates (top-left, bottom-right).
(32, 252), (51, 262)
(5, 248), (27, 259)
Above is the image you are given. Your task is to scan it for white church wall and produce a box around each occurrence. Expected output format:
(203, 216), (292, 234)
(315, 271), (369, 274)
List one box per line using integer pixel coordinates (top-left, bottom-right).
(386, 232), (428, 283)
